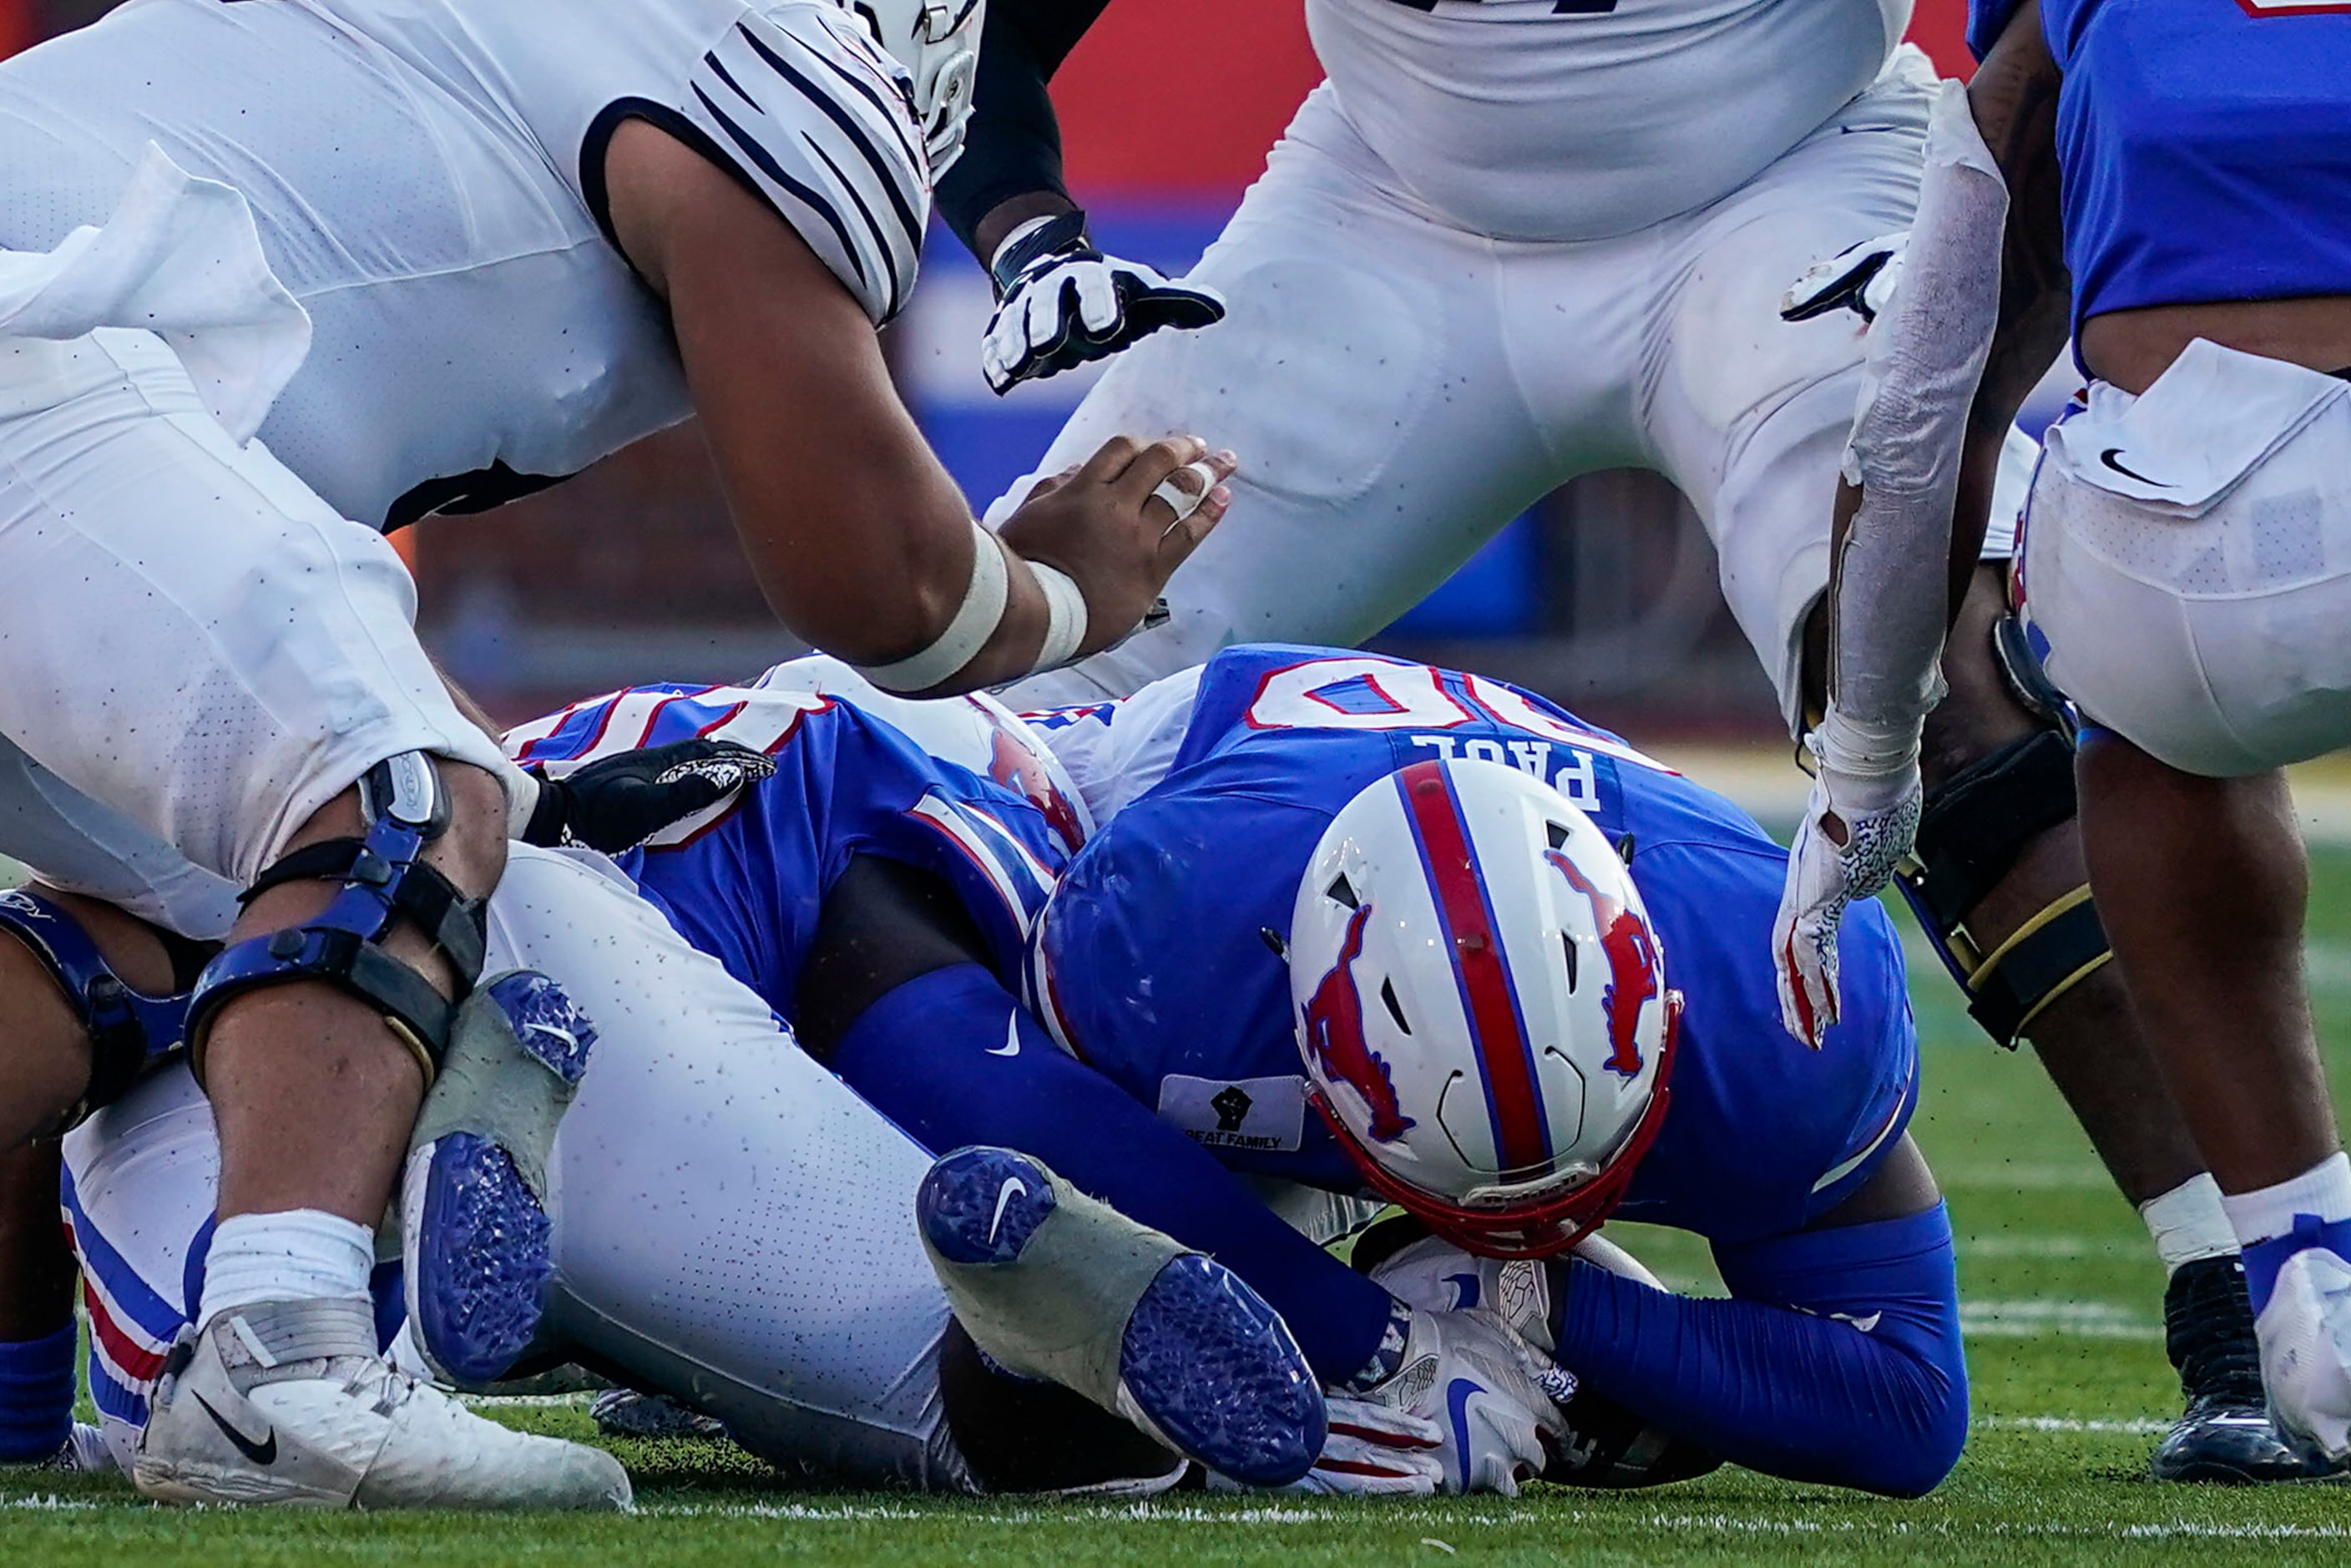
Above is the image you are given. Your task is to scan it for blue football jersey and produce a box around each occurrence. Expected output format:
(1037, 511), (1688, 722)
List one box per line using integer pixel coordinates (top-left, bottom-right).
(1031, 647), (1919, 1244)
(508, 680), (1070, 1021)
(1969, 0), (2351, 336)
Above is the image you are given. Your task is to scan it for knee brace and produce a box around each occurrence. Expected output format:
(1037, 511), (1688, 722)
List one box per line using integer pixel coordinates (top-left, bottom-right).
(0, 888), (202, 1128)
(1896, 718), (2111, 1046)
(185, 752), (488, 1085)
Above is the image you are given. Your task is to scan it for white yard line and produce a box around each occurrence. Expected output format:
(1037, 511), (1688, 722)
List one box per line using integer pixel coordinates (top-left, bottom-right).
(1959, 1299), (2159, 1340)
(1958, 1235), (2131, 1259)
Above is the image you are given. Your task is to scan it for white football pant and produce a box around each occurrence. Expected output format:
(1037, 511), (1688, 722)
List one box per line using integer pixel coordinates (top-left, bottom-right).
(991, 50), (2028, 726)
(65, 846), (958, 1487)
(2021, 339), (2351, 776)
(0, 320), (513, 936)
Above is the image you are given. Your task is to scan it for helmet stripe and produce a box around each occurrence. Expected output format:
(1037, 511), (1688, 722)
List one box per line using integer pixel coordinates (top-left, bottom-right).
(1393, 761), (1553, 1172)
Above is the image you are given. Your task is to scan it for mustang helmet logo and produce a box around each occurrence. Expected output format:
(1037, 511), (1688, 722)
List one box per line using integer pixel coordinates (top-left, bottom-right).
(987, 721), (1084, 852)
(1301, 902), (1416, 1142)
(1548, 850), (1660, 1080)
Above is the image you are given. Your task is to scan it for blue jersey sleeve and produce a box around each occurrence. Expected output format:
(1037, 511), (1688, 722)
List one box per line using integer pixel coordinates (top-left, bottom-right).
(1614, 841), (1919, 1242)
(512, 685), (1066, 1020)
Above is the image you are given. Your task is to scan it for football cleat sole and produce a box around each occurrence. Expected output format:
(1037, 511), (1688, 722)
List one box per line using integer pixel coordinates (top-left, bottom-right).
(404, 1130), (553, 1388)
(917, 1146), (1325, 1488)
(402, 972), (594, 1388)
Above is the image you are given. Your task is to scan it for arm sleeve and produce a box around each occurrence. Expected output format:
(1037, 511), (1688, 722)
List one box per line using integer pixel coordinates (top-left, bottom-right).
(1551, 1206), (1968, 1498)
(1818, 81), (2008, 777)
(933, 0), (1118, 257)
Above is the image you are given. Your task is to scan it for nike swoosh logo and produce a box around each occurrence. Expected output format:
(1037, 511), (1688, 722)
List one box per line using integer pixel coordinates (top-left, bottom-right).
(986, 1015), (1021, 1057)
(2099, 447), (2172, 487)
(192, 1391), (277, 1465)
(1837, 1311), (1883, 1334)
(988, 1177), (1029, 1244)
(1445, 1377), (1485, 1479)
(1443, 1272), (1481, 1312)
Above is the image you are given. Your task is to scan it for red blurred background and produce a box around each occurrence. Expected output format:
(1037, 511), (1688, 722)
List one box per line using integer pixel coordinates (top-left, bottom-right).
(0, 0), (1979, 726)
(1049, 0), (1973, 200)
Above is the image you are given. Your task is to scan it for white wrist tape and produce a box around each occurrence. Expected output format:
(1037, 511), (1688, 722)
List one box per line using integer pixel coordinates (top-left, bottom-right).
(856, 524), (1009, 694)
(1029, 561), (1089, 671)
(1829, 79), (2007, 751)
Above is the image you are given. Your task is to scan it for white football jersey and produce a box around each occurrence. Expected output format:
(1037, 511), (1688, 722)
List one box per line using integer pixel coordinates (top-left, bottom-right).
(1307, 0), (1913, 241)
(0, 0), (926, 529)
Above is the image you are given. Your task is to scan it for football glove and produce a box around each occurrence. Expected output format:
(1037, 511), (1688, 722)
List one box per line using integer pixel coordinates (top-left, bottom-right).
(983, 210), (1226, 394)
(1348, 1302), (1569, 1496)
(1772, 721), (1922, 1050)
(521, 739), (776, 853)
(1781, 231), (1909, 327)
(1208, 1397), (1444, 1495)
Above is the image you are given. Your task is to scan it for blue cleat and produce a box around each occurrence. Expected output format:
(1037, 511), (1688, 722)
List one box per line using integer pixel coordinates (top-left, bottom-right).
(402, 972), (594, 1388)
(917, 1146), (1326, 1487)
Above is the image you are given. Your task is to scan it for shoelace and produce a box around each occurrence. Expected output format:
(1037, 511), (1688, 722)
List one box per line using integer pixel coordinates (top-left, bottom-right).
(2166, 1258), (2267, 1410)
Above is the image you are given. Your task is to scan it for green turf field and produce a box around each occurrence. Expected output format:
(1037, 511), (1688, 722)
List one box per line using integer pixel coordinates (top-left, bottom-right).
(10, 853), (2351, 1565)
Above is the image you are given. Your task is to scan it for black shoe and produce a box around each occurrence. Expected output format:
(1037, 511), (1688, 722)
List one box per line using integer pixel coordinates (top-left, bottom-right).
(2150, 1255), (2347, 1483)
(589, 1388), (731, 1443)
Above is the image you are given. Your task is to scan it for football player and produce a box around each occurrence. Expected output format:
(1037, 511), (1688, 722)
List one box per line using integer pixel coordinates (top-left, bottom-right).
(1779, 0), (2351, 1464)
(931, 0), (2293, 1482)
(0, 0), (1226, 1508)
(40, 670), (1433, 1496)
(820, 645), (1965, 1496)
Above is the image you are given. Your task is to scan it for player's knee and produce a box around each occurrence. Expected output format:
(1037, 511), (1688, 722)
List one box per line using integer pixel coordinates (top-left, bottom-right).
(1920, 566), (2040, 791)
(1868, 1353), (1970, 1499)
(0, 888), (200, 1143)
(422, 759), (510, 900)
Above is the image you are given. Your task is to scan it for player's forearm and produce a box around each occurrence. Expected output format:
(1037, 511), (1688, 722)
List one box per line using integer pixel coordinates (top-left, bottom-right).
(1552, 1206), (1966, 1497)
(1819, 80), (2009, 776)
(1944, 11), (2070, 604)
(935, 0), (1115, 258)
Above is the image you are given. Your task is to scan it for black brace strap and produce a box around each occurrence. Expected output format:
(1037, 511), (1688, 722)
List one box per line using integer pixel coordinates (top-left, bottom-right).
(186, 758), (485, 1085)
(1896, 729), (2111, 1045)
(0, 888), (196, 1127)
(240, 839), (485, 979)
(1907, 730), (2079, 931)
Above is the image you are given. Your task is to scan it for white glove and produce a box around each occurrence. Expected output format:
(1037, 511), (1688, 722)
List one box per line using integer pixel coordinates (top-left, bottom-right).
(1208, 1398), (1444, 1495)
(1781, 231), (1909, 327)
(1352, 1306), (1570, 1496)
(982, 212), (1225, 393)
(1365, 1232), (1558, 1355)
(1772, 717), (1923, 1049)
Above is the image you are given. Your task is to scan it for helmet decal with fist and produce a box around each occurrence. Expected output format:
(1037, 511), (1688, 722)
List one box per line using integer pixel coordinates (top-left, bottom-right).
(1287, 758), (1682, 1257)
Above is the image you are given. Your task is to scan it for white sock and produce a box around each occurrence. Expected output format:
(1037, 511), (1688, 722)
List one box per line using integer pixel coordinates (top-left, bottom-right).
(2137, 1173), (2239, 1275)
(197, 1210), (375, 1327)
(2219, 1151), (2351, 1250)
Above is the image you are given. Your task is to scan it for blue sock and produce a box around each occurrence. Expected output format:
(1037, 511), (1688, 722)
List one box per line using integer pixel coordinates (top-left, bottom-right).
(832, 963), (1395, 1384)
(0, 1321), (77, 1463)
(2242, 1215), (2351, 1316)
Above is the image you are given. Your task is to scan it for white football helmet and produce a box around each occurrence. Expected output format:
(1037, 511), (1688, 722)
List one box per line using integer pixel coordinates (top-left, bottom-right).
(1287, 758), (1681, 1257)
(837, 0), (983, 174)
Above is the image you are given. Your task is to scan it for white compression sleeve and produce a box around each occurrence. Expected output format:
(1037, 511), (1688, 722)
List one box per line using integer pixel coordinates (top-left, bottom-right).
(1823, 80), (2010, 775)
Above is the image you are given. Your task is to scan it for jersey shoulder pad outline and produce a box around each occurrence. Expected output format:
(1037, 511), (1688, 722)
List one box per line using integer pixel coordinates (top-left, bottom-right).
(679, 5), (931, 324)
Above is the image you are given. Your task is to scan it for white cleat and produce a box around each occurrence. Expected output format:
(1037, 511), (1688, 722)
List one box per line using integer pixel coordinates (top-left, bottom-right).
(2255, 1246), (2351, 1462)
(134, 1297), (631, 1510)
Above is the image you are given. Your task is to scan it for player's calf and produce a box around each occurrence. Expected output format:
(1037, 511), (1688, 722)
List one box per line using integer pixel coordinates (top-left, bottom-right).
(916, 1146), (1326, 1488)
